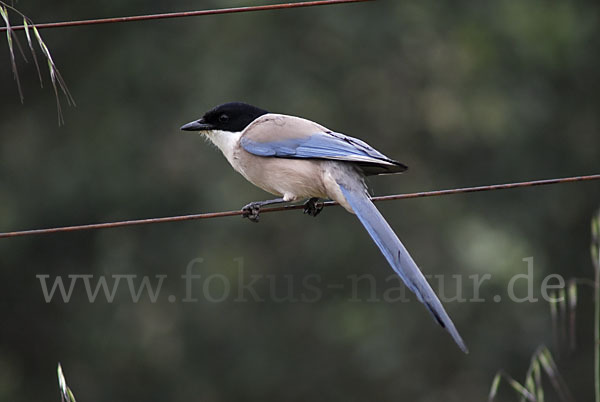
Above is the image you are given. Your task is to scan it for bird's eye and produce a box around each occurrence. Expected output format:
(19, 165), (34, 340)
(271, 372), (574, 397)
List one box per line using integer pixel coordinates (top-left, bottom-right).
(219, 114), (229, 123)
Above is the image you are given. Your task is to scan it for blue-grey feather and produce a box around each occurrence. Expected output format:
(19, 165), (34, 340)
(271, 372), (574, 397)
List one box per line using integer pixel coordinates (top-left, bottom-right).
(338, 183), (468, 353)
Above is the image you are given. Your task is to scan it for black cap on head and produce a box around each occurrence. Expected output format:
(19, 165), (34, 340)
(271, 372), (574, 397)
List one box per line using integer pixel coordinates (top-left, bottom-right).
(181, 102), (269, 132)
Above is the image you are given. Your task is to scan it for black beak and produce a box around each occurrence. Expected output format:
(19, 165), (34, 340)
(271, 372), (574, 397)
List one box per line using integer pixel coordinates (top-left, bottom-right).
(180, 118), (213, 131)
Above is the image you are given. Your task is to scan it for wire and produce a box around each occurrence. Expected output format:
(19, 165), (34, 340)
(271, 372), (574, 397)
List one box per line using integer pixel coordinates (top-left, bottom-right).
(0, 0), (374, 32)
(1, 174), (598, 239)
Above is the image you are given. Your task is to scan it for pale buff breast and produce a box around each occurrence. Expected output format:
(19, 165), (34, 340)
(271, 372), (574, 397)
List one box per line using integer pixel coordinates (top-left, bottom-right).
(231, 146), (330, 201)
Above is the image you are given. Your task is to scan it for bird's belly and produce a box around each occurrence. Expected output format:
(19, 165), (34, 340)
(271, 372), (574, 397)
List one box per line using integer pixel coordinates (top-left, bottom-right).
(234, 153), (329, 201)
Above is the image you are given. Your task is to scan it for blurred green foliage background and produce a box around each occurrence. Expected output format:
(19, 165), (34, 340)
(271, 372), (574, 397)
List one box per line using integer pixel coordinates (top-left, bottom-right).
(1, 0), (599, 401)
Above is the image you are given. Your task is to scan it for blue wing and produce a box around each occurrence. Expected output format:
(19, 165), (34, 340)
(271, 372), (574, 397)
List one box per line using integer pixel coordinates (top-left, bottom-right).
(240, 131), (407, 175)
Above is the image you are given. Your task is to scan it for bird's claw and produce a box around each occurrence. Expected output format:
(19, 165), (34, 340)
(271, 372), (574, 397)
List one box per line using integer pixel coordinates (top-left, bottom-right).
(242, 202), (262, 223)
(303, 198), (323, 217)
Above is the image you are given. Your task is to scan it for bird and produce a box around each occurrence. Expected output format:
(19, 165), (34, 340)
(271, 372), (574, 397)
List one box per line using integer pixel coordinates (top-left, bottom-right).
(181, 102), (468, 353)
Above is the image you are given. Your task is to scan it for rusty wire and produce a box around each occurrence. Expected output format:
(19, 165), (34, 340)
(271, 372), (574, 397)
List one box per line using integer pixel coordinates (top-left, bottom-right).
(0, 0), (374, 32)
(0, 174), (598, 239)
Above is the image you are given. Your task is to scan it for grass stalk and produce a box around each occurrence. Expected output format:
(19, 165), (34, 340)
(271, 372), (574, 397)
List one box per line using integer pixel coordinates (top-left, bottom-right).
(592, 210), (600, 402)
(0, 1), (74, 124)
(57, 363), (77, 402)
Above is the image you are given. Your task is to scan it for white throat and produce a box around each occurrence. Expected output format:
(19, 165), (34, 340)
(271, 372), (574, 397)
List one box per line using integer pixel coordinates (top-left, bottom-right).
(204, 129), (242, 166)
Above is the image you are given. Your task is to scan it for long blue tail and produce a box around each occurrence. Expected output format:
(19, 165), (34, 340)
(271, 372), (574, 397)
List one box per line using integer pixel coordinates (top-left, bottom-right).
(339, 184), (468, 353)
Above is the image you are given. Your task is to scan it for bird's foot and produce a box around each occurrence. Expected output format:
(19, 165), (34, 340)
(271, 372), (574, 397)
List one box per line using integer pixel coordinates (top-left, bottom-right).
(303, 198), (323, 217)
(242, 202), (262, 223)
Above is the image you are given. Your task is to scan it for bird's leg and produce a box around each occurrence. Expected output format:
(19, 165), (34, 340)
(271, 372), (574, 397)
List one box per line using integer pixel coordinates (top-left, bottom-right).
(241, 198), (286, 223)
(303, 197), (324, 217)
